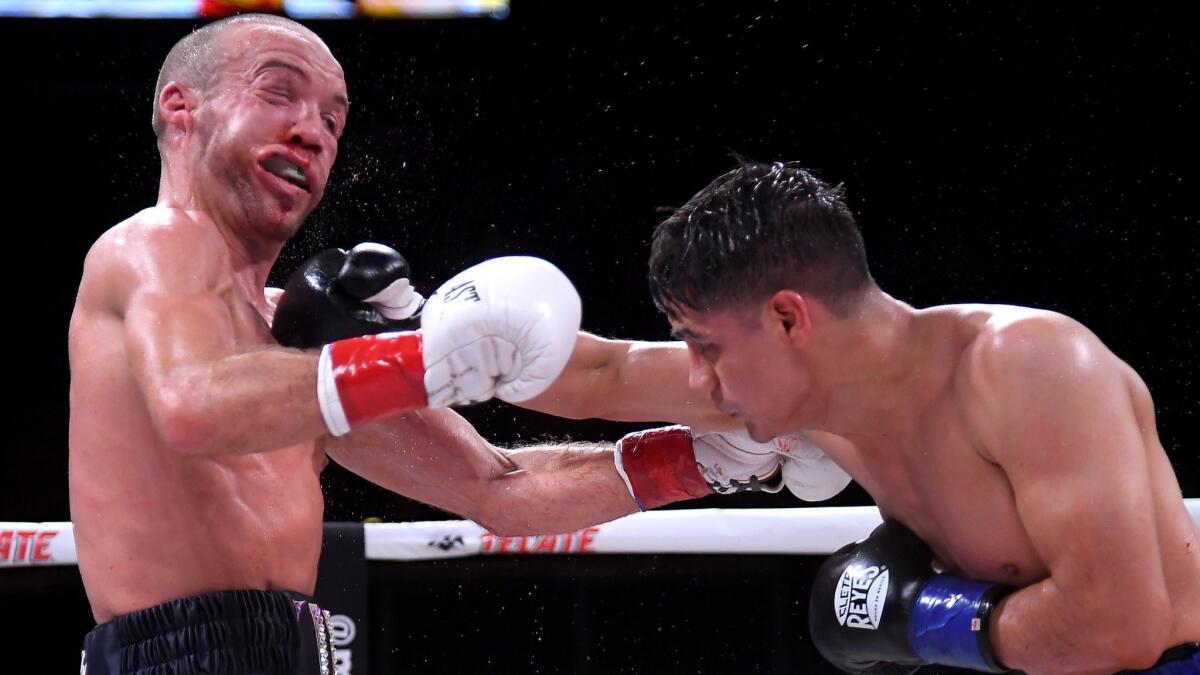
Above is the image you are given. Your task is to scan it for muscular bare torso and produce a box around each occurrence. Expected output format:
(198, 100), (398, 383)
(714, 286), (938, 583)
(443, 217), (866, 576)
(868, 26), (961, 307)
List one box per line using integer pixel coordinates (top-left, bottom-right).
(811, 304), (1200, 646)
(68, 208), (327, 623)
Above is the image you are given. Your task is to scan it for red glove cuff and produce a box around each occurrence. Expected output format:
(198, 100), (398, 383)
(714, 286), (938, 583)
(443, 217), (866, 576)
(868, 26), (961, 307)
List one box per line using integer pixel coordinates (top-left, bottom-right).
(616, 425), (713, 510)
(321, 332), (427, 434)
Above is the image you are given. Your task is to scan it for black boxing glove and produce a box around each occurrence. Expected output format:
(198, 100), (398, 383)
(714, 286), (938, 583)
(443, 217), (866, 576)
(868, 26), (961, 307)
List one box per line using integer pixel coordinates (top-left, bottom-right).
(271, 243), (424, 350)
(808, 520), (1011, 674)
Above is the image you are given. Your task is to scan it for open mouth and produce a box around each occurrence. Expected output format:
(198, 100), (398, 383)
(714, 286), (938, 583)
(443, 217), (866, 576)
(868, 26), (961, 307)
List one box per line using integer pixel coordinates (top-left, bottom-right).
(261, 154), (311, 192)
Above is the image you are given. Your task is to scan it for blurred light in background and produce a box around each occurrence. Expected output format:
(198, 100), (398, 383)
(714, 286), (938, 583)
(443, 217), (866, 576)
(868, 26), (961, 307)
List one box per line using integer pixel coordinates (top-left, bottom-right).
(0, 0), (510, 19)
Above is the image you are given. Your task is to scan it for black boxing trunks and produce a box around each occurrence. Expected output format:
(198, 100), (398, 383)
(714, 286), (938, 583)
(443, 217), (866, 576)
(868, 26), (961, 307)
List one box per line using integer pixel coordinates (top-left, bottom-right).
(1119, 643), (1200, 675)
(80, 589), (337, 675)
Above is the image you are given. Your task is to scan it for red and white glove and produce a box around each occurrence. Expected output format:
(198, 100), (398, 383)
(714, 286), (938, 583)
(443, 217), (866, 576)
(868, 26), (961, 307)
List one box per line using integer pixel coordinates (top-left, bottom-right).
(614, 426), (851, 510)
(316, 256), (581, 436)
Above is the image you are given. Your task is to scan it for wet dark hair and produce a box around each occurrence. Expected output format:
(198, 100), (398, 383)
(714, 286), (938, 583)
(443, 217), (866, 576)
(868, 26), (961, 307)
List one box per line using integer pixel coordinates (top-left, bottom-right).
(648, 161), (873, 317)
(151, 14), (317, 141)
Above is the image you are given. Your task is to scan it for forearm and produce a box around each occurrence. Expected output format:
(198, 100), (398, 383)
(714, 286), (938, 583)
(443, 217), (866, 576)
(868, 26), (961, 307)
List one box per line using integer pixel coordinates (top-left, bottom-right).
(126, 286), (331, 455)
(991, 578), (1162, 674)
(478, 443), (638, 535)
(328, 408), (510, 516)
(328, 412), (637, 535)
(151, 347), (329, 456)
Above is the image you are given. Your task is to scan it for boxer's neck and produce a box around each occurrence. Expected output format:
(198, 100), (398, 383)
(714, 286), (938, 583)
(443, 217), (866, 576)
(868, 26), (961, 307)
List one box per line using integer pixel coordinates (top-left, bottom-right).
(157, 161), (281, 301)
(212, 225), (278, 307)
(803, 290), (931, 438)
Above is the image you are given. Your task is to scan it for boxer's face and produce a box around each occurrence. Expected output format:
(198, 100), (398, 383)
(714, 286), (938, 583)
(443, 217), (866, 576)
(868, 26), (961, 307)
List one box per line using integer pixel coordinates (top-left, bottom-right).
(188, 24), (347, 240)
(670, 303), (808, 441)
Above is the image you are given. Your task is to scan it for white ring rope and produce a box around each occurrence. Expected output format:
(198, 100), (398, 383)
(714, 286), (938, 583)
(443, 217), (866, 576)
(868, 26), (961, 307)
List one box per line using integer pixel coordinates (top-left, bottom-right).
(3, 500), (1198, 566)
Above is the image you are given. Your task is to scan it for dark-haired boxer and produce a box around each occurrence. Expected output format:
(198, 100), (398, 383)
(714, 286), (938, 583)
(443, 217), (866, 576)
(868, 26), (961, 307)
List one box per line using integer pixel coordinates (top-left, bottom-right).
(647, 160), (1200, 674)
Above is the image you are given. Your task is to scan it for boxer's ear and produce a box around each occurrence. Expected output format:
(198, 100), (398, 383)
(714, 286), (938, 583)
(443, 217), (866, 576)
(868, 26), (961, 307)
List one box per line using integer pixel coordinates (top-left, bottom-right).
(767, 290), (811, 347)
(157, 81), (198, 138)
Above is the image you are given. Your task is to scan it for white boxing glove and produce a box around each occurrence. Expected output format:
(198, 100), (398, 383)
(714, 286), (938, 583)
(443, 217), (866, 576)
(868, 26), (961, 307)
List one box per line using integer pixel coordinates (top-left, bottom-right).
(774, 435), (853, 501)
(689, 428), (788, 495)
(316, 256), (580, 435)
(614, 426), (851, 509)
(420, 256), (582, 407)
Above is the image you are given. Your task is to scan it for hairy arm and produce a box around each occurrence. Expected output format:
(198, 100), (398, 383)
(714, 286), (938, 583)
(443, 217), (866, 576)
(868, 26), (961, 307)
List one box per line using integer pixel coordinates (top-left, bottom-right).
(326, 410), (637, 535)
(109, 215), (328, 455)
(970, 316), (1171, 674)
(520, 332), (735, 428)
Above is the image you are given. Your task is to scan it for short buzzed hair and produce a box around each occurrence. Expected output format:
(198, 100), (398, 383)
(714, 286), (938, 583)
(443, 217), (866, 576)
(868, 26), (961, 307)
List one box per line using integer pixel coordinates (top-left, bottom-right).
(648, 161), (874, 317)
(150, 13), (317, 141)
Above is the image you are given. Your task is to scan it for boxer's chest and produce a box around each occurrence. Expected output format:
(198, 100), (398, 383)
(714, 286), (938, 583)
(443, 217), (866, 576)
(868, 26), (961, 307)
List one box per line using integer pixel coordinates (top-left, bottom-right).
(860, 410), (1049, 586)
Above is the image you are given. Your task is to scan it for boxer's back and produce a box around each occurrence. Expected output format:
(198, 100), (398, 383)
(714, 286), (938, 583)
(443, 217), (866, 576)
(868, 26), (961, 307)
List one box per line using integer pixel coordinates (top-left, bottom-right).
(68, 209), (325, 623)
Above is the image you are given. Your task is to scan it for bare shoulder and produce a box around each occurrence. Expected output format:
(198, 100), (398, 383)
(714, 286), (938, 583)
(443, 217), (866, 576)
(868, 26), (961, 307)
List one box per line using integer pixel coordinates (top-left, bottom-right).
(964, 305), (1153, 405)
(962, 305), (1108, 377)
(86, 207), (222, 270)
(950, 305), (1138, 452)
(81, 208), (229, 306)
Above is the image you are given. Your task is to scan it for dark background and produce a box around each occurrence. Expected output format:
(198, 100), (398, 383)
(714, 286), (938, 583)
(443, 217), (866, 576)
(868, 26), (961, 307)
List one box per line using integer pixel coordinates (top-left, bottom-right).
(1, 1), (1197, 672)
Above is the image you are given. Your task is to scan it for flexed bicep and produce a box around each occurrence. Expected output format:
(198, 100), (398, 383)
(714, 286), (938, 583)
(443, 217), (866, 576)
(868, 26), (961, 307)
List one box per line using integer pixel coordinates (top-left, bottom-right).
(968, 315), (1171, 672)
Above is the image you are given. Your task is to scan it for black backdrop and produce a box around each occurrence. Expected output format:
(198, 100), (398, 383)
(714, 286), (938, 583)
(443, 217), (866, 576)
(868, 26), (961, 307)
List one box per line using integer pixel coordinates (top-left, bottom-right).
(1, 2), (1196, 672)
